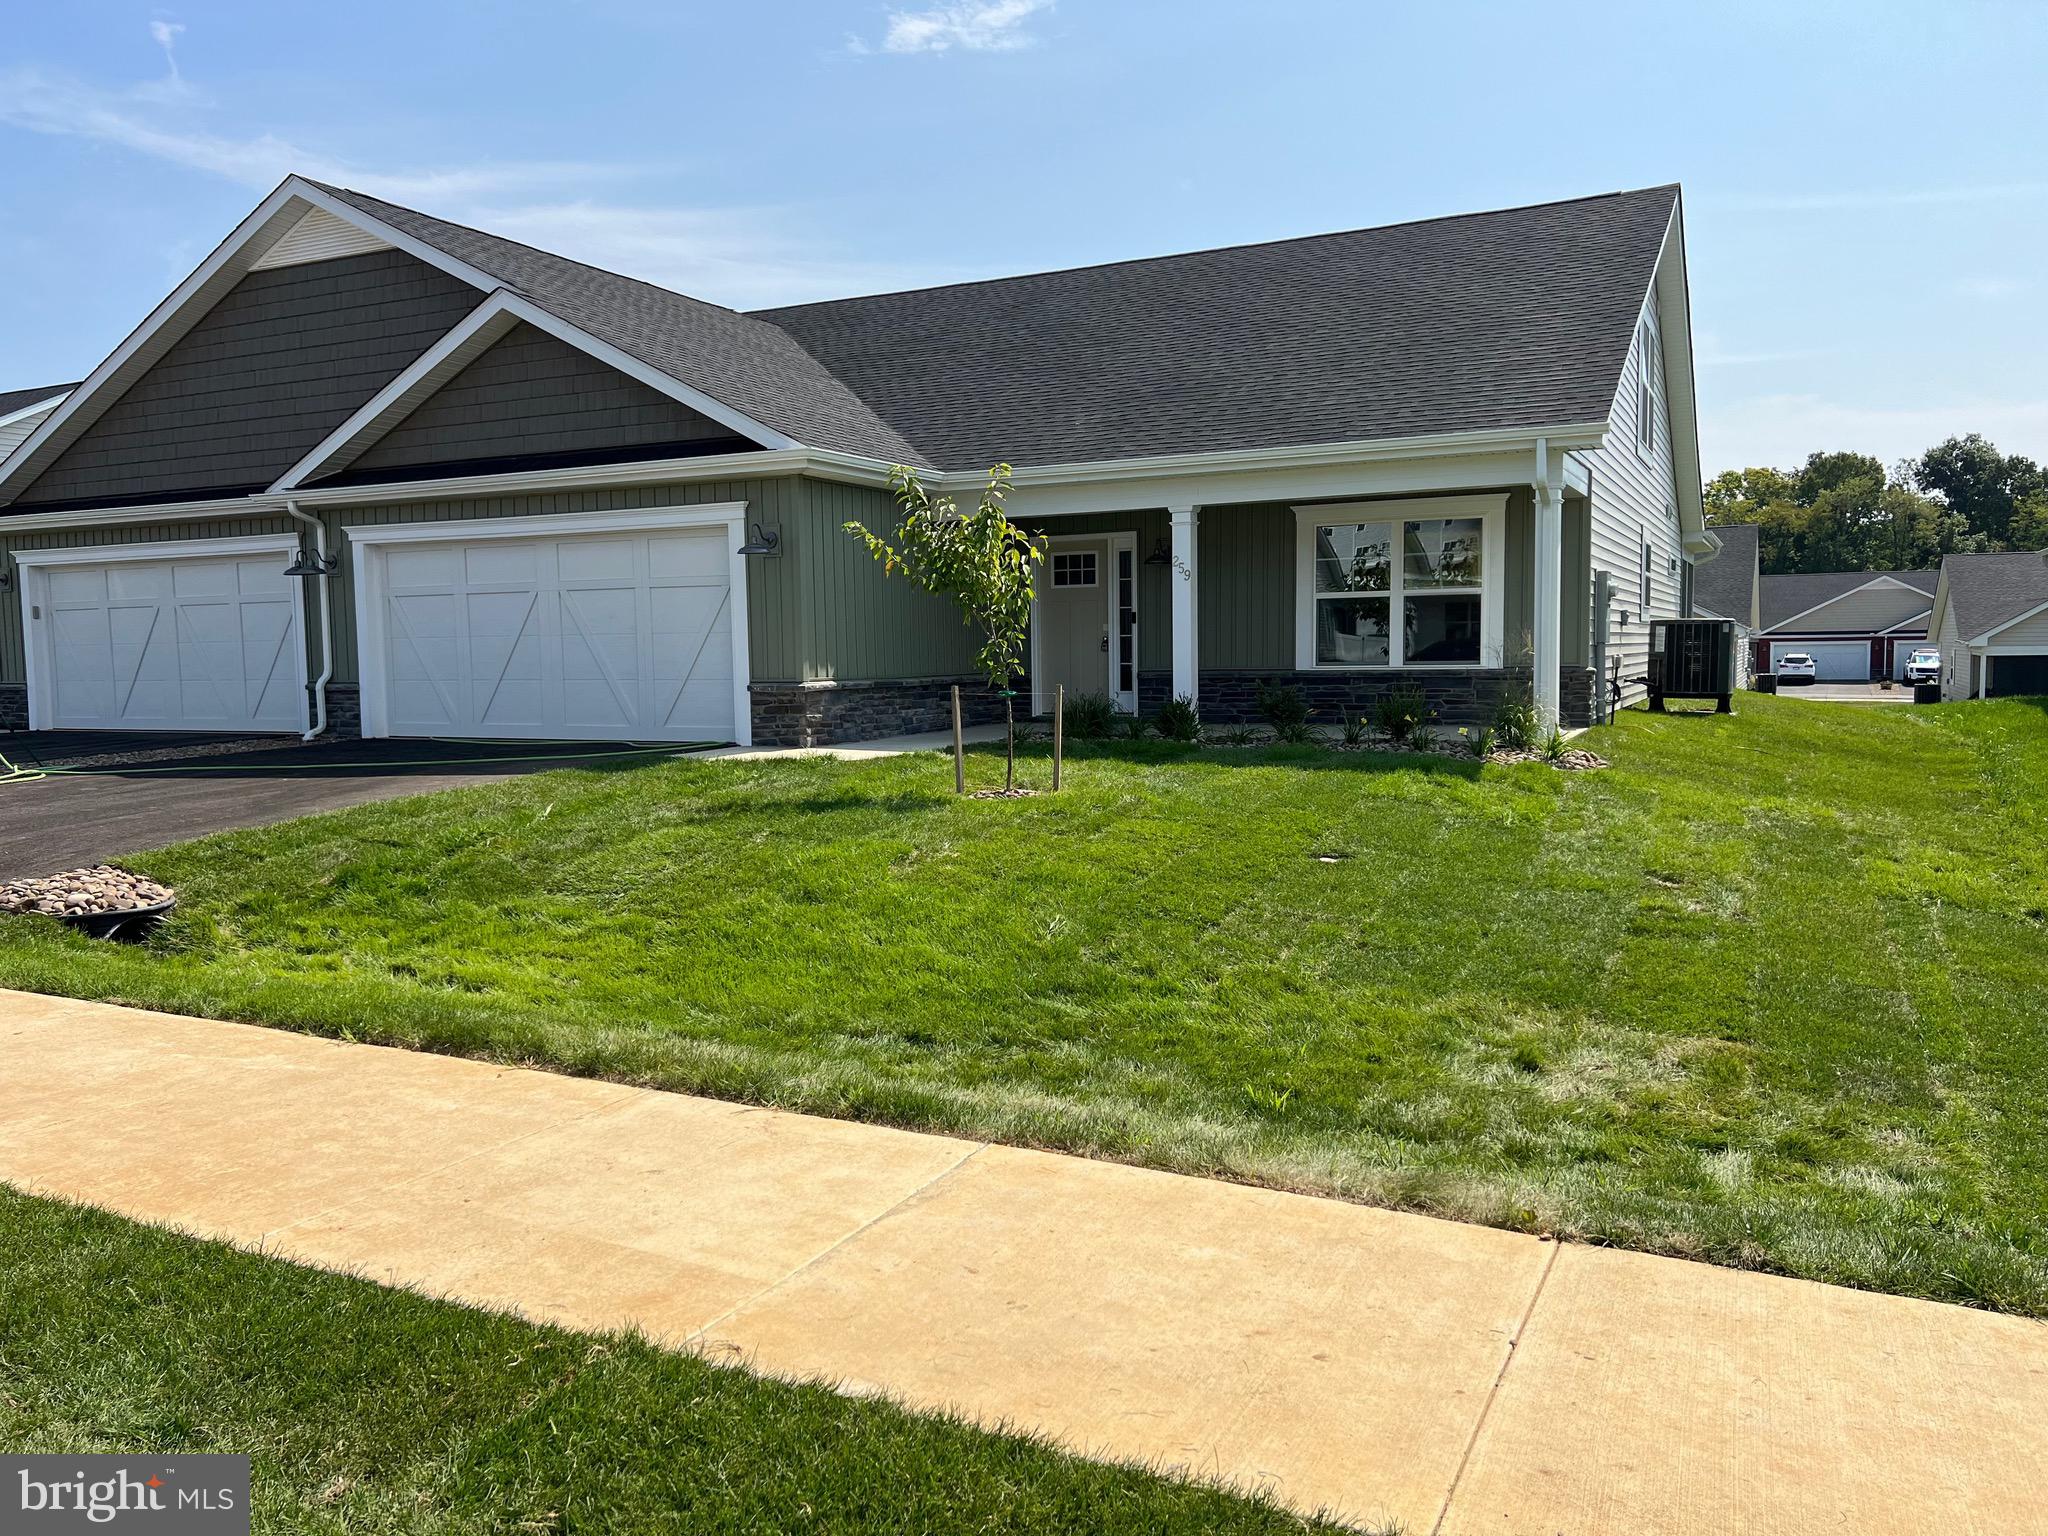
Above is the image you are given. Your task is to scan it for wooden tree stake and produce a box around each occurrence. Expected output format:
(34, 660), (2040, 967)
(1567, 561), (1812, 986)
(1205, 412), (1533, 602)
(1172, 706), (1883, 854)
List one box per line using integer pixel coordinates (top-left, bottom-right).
(1053, 684), (1065, 791)
(951, 684), (966, 794)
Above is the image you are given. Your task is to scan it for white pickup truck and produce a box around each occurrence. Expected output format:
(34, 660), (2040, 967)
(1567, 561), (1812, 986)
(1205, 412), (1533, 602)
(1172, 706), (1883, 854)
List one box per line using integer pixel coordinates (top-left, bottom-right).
(1904, 648), (1941, 684)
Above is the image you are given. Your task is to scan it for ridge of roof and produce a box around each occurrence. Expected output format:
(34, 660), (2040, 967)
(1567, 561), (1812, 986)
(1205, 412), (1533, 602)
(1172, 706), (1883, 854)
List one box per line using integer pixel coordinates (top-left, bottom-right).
(1939, 548), (2048, 640)
(751, 184), (1681, 315)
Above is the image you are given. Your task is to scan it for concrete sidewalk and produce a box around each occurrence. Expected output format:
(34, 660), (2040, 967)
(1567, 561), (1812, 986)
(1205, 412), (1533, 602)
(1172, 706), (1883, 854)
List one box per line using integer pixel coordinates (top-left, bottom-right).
(3, 991), (2043, 1534)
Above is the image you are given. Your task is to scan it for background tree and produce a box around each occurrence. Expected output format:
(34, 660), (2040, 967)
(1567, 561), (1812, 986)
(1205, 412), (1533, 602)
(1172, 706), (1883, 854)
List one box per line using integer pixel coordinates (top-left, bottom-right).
(1706, 439), (2033, 573)
(1913, 434), (2044, 548)
(846, 463), (1045, 792)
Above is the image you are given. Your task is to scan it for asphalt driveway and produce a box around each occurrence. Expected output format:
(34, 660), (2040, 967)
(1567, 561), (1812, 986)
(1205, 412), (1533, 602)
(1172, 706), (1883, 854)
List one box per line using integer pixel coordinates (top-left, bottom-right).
(0, 732), (704, 879)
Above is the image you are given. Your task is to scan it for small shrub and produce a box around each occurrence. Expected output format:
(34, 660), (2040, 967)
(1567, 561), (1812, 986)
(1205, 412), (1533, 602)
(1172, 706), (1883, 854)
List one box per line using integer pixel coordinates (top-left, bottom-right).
(1465, 725), (1497, 759)
(1256, 682), (1314, 741)
(1373, 684), (1430, 745)
(1340, 714), (1369, 746)
(1492, 675), (1538, 750)
(1217, 725), (1259, 746)
(1065, 691), (1117, 740)
(1120, 709), (1149, 741)
(1542, 727), (1569, 763)
(1155, 694), (1201, 742)
(1411, 723), (1439, 752)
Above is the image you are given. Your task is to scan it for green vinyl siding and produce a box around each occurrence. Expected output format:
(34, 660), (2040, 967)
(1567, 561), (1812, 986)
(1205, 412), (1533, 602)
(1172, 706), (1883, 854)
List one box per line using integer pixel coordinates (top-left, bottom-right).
(1196, 504), (1294, 670)
(800, 479), (983, 681)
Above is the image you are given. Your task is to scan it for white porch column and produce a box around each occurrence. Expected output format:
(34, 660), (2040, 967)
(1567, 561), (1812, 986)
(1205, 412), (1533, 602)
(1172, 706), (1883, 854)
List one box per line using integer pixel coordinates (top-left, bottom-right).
(1170, 505), (1199, 703)
(1532, 471), (1563, 731)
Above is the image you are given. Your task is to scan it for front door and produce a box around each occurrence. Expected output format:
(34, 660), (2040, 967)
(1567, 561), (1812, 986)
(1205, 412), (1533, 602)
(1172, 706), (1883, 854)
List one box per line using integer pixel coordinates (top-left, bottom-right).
(1039, 539), (1112, 706)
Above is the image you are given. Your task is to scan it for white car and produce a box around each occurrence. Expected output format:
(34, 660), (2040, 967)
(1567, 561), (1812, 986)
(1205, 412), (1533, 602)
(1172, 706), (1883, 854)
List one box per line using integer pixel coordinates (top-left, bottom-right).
(1776, 652), (1818, 684)
(1904, 648), (1941, 685)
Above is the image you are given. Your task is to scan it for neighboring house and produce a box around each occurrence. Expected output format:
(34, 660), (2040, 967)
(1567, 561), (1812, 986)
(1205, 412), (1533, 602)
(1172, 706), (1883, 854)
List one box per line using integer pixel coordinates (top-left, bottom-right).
(0, 384), (75, 464)
(1928, 549), (2048, 700)
(1690, 522), (1760, 686)
(1753, 569), (1937, 682)
(0, 179), (1708, 747)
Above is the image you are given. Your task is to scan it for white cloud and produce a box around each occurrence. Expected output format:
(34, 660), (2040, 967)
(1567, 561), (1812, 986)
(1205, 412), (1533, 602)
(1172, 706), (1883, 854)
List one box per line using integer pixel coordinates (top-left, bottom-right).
(0, 63), (970, 309)
(1700, 392), (2048, 475)
(858, 0), (1052, 55)
(463, 199), (973, 309)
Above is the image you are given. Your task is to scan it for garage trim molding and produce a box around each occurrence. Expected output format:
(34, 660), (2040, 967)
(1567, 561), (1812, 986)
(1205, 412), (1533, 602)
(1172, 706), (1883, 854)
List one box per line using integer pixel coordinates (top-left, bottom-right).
(12, 533), (307, 734)
(345, 502), (753, 746)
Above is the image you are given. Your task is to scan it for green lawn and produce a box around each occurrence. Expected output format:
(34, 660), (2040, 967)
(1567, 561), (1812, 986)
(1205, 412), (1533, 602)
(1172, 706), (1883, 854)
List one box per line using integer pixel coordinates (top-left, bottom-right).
(0, 1189), (1339, 1535)
(4, 694), (2046, 1313)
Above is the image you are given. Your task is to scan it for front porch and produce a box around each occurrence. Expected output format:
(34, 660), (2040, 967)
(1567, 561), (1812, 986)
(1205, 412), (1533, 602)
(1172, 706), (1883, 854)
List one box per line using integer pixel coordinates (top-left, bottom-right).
(1024, 486), (1596, 730)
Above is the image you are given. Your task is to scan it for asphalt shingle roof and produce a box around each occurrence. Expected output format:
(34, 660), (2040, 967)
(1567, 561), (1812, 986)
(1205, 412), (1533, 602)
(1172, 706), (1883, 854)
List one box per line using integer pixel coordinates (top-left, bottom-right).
(0, 382), (74, 418)
(1693, 523), (1758, 625)
(1940, 550), (2048, 641)
(314, 184), (929, 465)
(1760, 569), (1935, 630)
(755, 187), (1678, 470)
(325, 182), (1678, 473)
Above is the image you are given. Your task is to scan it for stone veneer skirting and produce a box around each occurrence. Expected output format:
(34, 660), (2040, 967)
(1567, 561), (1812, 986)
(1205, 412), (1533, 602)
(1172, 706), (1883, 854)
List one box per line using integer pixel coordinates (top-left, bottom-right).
(0, 683), (26, 732)
(1137, 668), (1596, 730)
(322, 684), (363, 738)
(750, 677), (1012, 748)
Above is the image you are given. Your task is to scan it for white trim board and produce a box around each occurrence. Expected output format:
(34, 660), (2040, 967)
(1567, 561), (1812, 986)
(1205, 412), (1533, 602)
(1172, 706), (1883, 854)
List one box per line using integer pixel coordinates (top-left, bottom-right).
(345, 502), (752, 746)
(15, 532), (306, 734)
(1292, 494), (1507, 671)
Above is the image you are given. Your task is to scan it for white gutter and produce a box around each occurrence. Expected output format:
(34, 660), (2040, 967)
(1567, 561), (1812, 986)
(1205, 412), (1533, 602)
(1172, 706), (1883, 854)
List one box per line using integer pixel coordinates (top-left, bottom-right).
(283, 499), (332, 741)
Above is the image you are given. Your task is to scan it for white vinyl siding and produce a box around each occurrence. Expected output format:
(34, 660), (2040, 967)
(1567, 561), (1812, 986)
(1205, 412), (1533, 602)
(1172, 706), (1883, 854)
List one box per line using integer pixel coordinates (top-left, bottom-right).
(1938, 601), (1967, 700)
(250, 206), (395, 270)
(0, 401), (63, 462)
(1582, 285), (1684, 709)
(1770, 581), (1935, 635)
(1986, 607), (2048, 646)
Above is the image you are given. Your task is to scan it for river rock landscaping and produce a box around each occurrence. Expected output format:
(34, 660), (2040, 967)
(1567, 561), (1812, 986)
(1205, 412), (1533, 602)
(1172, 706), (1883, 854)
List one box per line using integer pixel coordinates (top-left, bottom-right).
(0, 866), (175, 918)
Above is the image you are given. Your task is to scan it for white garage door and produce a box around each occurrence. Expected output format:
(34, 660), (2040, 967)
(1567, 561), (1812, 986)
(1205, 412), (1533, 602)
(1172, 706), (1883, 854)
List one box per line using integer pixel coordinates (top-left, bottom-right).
(28, 547), (304, 732)
(370, 528), (735, 742)
(1772, 640), (1868, 681)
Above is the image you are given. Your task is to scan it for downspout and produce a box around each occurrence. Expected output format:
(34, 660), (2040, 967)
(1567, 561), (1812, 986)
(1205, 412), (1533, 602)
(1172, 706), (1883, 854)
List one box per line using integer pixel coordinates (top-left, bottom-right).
(284, 499), (332, 741)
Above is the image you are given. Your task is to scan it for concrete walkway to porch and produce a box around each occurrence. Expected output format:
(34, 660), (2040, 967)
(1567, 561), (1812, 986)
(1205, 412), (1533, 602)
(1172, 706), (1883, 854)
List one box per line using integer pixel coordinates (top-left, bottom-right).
(3, 989), (2043, 1535)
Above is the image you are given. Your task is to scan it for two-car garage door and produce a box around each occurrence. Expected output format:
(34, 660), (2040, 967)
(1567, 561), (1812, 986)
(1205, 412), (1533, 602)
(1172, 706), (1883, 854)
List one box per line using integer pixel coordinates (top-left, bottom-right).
(363, 525), (737, 743)
(1770, 640), (1870, 681)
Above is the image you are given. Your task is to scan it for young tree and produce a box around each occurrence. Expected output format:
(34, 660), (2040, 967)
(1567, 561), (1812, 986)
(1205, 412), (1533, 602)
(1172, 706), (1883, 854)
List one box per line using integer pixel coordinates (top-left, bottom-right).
(845, 463), (1046, 792)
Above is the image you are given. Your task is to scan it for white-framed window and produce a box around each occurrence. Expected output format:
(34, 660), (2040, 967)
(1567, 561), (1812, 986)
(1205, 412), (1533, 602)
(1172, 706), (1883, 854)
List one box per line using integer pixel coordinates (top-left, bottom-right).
(1294, 495), (1506, 669)
(1636, 311), (1661, 457)
(1050, 550), (1097, 587)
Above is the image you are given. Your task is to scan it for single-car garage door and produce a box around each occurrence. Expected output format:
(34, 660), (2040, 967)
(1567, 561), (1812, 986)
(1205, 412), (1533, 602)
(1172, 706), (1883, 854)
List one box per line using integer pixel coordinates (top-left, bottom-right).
(21, 540), (305, 733)
(363, 526), (737, 743)
(1771, 640), (1869, 681)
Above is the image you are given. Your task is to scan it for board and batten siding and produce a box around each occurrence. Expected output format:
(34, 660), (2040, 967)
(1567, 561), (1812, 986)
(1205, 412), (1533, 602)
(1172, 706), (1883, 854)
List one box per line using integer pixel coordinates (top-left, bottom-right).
(13, 250), (479, 508)
(1579, 290), (1685, 707)
(799, 479), (986, 681)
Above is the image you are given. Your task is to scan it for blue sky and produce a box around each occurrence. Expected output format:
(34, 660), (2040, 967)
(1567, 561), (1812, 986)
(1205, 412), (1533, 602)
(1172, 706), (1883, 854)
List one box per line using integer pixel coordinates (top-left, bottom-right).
(2, 1), (2042, 476)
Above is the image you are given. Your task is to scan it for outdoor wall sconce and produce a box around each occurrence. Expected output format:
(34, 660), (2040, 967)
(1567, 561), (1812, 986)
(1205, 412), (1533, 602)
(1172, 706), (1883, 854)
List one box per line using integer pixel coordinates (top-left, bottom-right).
(1143, 538), (1172, 565)
(738, 522), (782, 557)
(0, 563), (13, 593)
(283, 548), (339, 578)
